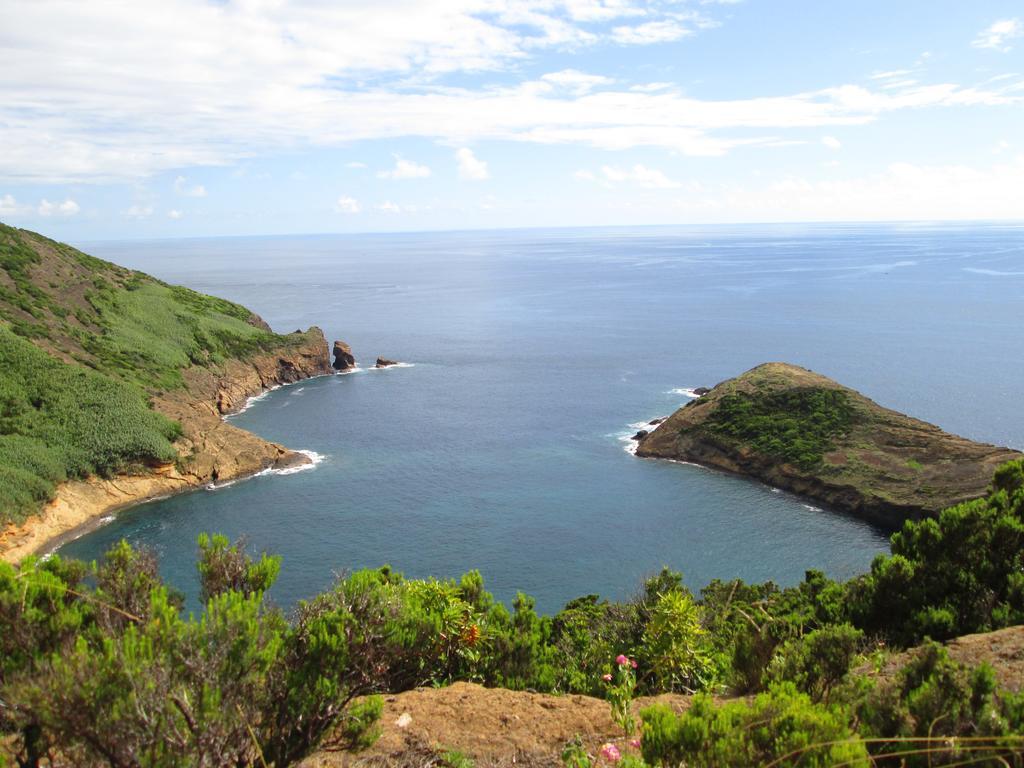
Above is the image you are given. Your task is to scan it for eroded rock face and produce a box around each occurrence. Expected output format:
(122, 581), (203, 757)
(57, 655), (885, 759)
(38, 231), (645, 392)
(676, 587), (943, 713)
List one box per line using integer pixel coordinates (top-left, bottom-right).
(375, 357), (399, 368)
(157, 326), (333, 484)
(332, 340), (356, 371)
(693, 387), (711, 396)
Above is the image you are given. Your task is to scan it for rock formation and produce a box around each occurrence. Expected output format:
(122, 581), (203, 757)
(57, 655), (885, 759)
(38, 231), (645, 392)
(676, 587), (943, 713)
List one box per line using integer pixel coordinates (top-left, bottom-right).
(332, 340), (356, 371)
(637, 362), (1022, 527)
(375, 357), (399, 368)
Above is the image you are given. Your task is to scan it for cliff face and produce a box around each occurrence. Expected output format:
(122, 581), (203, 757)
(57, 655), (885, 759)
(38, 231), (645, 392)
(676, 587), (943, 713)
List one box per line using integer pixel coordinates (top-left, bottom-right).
(157, 326), (333, 483)
(637, 363), (1021, 528)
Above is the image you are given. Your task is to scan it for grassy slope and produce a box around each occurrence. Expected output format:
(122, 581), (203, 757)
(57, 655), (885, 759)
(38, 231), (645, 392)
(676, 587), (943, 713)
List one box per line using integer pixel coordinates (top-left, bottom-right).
(638, 362), (1022, 523)
(0, 223), (302, 524)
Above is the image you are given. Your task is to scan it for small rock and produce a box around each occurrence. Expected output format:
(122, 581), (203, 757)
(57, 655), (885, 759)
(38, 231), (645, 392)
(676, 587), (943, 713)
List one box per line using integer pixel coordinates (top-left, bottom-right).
(332, 340), (355, 371)
(693, 387), (711, 396)
(633, 430), (649, 441)
(396, 712), (413, 729)
(375, 357), (399, 368)
(648, 418), (666, 426)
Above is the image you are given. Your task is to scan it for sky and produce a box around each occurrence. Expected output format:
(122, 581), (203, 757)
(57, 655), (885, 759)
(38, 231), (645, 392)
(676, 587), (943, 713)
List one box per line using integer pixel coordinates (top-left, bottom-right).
(1, 0), (1023, 239)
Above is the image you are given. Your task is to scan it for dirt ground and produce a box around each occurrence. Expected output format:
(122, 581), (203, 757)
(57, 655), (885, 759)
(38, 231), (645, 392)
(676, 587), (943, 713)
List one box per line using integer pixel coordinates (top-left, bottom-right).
(309, 626), (1024, 767)
(301, 682), (693, 767)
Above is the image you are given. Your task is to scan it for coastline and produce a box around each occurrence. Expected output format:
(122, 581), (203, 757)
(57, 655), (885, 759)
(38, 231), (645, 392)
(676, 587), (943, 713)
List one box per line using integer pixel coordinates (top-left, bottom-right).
(0, 328), (334, 563)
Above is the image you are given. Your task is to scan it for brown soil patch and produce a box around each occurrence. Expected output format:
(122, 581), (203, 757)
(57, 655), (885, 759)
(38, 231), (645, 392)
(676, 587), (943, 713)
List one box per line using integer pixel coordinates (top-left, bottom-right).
(865, 625), (1024, 694)
(302, 682), (693, 768)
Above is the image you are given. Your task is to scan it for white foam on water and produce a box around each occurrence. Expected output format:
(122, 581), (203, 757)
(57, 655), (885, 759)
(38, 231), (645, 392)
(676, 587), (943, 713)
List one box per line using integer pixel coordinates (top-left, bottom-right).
(261, 449), (325, 477)
(803, 504), (823, 512)
(667, 387), (701, 398)
(369, 362), (416, 371)
(205, 478), (240, 491)
(229, 385), (281, 416)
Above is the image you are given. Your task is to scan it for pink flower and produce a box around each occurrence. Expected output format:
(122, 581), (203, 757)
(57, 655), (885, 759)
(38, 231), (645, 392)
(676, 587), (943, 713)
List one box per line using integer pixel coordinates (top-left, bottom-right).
(631, 659), (638, 669)
(602, 673), (613, 682)
(615, 654), (629, 666)
(600, 743), (621, 762)
(629, 739), (641, 749)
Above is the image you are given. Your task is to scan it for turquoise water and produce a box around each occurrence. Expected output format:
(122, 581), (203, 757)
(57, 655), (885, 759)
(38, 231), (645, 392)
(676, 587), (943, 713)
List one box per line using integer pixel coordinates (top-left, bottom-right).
(60, 223), (1024, 614)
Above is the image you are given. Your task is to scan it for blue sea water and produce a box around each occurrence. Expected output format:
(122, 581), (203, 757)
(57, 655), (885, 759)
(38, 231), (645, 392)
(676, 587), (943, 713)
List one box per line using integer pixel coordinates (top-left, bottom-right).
(59, 223), (1024, 615)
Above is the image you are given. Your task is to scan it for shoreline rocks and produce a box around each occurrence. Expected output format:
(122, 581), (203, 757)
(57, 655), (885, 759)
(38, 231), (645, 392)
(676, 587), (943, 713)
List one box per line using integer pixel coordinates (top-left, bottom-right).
(332, 340), (356, 371)
(375, 357), (399, 368)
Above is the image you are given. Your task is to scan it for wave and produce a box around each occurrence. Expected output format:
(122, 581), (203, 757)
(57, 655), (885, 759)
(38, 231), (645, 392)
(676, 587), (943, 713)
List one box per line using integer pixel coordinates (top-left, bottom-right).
(228, 385), (282, 416)
(206, 450), (325, 490)
(667, 387), (701, 398)
(369, 362), (416, 370)
(266, 449), (325, 476)
(964, 267), (1024, 276)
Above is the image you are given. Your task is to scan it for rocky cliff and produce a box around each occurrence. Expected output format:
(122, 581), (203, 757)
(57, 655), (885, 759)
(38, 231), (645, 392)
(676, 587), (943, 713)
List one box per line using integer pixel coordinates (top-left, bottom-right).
(1, 328), (334, 561)
(636, 363), (1021, 527)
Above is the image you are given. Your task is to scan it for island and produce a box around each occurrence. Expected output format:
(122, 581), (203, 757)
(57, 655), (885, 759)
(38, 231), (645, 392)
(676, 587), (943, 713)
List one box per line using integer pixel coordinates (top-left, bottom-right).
(636, 362), (1022, 527)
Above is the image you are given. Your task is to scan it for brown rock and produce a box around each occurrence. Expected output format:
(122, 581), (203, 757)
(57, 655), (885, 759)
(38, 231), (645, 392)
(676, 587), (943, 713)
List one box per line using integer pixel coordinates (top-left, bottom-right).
(375, 357), (399, 368)
(332, 340), (355, 371)
(693, 387), (711, 396)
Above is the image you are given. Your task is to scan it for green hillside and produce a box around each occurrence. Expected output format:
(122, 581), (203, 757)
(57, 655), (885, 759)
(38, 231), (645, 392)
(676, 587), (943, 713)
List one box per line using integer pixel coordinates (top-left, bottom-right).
(0, 223), (302, 523)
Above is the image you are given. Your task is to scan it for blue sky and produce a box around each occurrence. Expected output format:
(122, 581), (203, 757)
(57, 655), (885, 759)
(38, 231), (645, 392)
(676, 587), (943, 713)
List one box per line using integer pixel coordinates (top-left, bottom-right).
(1, 0), (1022, 239)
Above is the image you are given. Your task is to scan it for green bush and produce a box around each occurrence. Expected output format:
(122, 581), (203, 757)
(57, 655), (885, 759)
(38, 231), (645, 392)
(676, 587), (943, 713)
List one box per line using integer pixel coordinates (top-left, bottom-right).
(639, 683), (869, 767)
(705, 387), (854, 469)
(0, 327), (180, 523)
(848, 458), (1024, 645)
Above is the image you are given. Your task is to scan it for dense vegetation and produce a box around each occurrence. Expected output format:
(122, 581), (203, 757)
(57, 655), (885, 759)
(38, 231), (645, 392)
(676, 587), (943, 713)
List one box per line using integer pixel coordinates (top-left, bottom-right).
(0, 327), (180, 520)
(2, 459), (1022, 766)
(0, 223), (301, 522)
(706, 387), (855, 469)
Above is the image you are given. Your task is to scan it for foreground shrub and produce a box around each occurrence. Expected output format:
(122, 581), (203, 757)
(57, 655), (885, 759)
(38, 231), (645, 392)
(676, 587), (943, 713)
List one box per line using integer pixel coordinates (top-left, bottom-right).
(639, 683), (869, 767)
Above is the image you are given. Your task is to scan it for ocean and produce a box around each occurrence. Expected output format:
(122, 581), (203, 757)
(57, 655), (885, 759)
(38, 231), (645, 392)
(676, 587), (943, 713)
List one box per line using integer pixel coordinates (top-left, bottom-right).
(59, 223), (1024, 614)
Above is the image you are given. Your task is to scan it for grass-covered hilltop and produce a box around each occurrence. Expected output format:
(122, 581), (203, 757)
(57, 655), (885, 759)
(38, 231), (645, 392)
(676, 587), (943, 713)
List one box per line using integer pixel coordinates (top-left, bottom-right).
(2, 458), (1023, 766)
(0, 224), (332, 551)
(637, 362), (1022, 527)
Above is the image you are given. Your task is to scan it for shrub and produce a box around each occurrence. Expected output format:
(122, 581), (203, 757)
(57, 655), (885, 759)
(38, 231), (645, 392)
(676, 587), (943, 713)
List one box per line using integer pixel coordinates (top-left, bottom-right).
(639, 683), (869, 767)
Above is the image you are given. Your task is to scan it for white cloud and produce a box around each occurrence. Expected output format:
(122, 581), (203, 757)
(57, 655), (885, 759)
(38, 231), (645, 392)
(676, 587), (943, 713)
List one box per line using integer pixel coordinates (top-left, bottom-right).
(345, 161), (368, 169)
(973, 19), (1022, 52)
(377, 156), (431, 180)
(821, 136), (842, 150)
(173, 175), (207, 197)
(1, 194), (27, 217)
(670, 157), (1024, 222)
(0, 2), (1020, 183)
(611, 20), (692, 45)
(124, 204), (154, 219)
(539, 69), (615, 95)
(37, 198), (79, 216)
(376, 200), (402, 213)
(574, 170), (597, 181)
(335, 195), (361, 213)
(167, 209), (183, 220)
(599, 164), (681, 188)
(456, 148), (489, 180)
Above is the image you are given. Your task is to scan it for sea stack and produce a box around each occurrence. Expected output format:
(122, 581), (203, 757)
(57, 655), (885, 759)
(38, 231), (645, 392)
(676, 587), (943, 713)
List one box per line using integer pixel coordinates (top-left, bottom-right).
(375, 357), (399, 368)
(332, 340), (356, 371)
